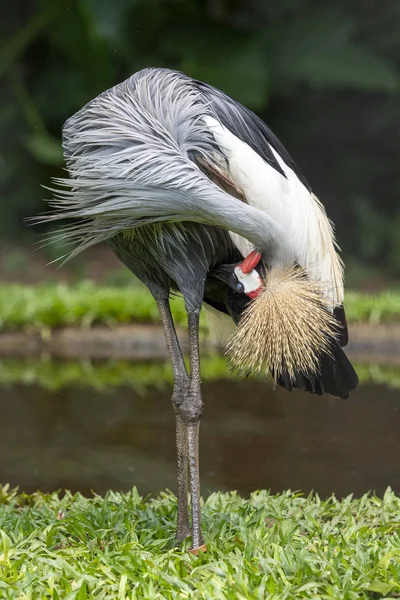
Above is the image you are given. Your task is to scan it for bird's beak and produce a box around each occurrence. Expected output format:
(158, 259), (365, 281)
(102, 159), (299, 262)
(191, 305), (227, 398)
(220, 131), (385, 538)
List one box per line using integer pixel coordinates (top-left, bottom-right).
(241, 250), (262, 273)
(210, 263), (238, 287)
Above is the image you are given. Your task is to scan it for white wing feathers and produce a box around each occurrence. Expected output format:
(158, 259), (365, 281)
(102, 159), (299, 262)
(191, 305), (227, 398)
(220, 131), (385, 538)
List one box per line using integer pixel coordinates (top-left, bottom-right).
(203, 116), (344, 310)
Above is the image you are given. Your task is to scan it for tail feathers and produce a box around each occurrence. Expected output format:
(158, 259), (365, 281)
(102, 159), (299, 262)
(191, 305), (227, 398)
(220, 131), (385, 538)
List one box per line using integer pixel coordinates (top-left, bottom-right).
(278, 342), (358, 399)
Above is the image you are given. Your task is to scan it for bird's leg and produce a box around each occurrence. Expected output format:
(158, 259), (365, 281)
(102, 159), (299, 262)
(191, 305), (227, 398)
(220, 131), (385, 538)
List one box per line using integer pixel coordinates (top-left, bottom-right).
(156, 298), (190, 541)
(174, 414), (190, 541)
(187, 421), (203, 552)
(178, 309), (206, 554)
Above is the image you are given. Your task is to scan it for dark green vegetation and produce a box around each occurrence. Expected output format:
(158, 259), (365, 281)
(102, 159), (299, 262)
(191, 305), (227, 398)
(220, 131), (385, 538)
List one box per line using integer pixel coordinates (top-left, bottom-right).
(0, 357), (399, 392)
(0, 485), (400, 598)
(2, 1), (400, 275)
(0, 283), (399, 331)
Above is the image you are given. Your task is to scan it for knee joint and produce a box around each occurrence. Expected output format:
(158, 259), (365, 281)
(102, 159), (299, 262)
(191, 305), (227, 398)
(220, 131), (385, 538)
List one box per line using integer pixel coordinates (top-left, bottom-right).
(172, 377), (189, 411)
(177, 395), (204, 424)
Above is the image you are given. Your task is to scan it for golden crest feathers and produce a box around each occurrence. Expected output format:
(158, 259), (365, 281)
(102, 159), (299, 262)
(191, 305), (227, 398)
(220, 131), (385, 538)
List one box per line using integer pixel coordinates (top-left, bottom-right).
(227, 267), (339, 381)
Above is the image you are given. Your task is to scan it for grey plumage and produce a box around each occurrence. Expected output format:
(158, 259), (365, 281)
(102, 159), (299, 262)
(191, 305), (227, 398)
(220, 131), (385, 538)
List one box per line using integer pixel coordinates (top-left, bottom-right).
(38, 68), (291, 266)
(109, 222), (235, 310)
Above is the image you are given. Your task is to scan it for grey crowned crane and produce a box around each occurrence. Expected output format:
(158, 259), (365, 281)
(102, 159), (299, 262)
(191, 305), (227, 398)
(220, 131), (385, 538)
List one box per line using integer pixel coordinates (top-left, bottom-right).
(36, 67), (358, 553)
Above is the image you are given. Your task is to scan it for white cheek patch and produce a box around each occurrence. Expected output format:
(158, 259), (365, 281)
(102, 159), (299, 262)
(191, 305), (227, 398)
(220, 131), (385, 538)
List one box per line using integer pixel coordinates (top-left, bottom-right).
(234, 266), (262, 294)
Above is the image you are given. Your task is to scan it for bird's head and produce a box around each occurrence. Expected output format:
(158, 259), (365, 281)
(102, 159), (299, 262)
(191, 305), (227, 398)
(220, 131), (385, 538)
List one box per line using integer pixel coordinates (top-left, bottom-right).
(232, 250), (263, 299)
(212, 251), (339, 383)
(211, 249), (264, 307)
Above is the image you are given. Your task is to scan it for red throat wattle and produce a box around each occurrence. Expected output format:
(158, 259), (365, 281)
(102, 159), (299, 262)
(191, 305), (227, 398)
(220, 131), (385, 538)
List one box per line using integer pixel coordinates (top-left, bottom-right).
(246, 287), (262, 300)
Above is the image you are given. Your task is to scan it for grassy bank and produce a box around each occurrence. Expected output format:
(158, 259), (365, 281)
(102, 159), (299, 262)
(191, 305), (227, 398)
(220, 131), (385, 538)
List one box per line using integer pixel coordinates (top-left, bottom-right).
(0, 282), (399, 331)
(0, 486), (399, 599)
(0, 357), (399, 391)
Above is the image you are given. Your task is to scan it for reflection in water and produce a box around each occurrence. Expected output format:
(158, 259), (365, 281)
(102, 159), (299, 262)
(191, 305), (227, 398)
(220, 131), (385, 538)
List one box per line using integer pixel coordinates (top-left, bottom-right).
(1, 366), (399, 498)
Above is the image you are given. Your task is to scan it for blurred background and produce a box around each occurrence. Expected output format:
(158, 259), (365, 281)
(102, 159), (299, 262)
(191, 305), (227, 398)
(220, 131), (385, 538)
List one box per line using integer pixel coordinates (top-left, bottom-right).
(1, 0), (399, 288)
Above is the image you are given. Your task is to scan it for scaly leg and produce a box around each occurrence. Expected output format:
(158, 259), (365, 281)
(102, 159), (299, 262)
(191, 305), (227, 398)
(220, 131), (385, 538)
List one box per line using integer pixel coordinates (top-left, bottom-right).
(156, 298), (190, 541)
(175, 415), (190, 541)
(178, 310), (206, 554)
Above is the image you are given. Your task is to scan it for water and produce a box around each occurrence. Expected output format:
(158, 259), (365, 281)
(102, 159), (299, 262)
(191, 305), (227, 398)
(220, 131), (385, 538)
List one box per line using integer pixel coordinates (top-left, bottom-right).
(1, 361), (399, 498)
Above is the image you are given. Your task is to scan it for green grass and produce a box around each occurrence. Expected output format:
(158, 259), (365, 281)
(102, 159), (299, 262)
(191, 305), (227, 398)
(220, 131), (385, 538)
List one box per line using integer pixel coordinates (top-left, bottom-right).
(0, 282), (399, 332)
(0, 486), (400, 599)
(0, 357), (399, 392)
(0, 282), (186, 331)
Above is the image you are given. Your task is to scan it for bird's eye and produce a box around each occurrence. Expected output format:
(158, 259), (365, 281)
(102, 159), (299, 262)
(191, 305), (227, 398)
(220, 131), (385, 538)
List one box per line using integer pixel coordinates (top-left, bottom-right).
(236, 282), (244, 293)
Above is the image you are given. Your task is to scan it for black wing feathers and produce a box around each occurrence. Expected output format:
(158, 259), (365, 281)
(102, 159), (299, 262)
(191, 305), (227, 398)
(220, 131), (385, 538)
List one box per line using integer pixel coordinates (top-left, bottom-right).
(334, 305), (349, 347)
(278, 341), (358, 399)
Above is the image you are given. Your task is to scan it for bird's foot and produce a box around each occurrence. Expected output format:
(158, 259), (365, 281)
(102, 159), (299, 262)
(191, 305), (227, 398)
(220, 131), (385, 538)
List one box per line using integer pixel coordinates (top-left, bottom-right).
(188, 543), (208, 556)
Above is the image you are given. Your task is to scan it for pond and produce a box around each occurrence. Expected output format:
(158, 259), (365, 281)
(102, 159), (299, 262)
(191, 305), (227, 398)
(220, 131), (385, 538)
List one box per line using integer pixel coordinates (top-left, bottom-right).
(0, 358), (399, 498)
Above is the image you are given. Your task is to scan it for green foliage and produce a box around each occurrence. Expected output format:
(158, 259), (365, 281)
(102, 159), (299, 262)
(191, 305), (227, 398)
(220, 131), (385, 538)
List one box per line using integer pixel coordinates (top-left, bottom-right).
(0, 356), (399, 392)
(0, 282), (398, 332)
(0, 5), (61, 77)
(172, 29), (269, 110)
(268, 8), (400, 92)
(353, 197), (400, 272)
(0, 486), (400, 598)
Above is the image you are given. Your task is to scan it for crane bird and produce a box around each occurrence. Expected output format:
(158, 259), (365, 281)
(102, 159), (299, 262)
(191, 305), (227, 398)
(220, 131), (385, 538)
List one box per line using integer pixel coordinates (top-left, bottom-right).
(36, 67), (358, 554)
